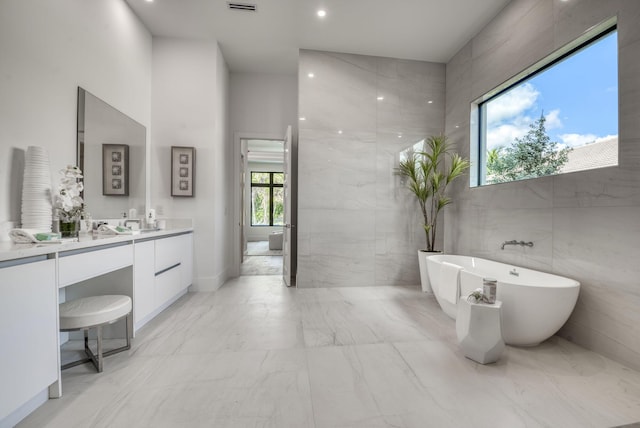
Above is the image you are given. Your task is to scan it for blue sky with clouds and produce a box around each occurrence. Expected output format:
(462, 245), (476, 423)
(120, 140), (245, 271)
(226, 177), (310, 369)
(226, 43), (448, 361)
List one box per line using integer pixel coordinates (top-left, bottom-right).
(485, 30), (618, 150)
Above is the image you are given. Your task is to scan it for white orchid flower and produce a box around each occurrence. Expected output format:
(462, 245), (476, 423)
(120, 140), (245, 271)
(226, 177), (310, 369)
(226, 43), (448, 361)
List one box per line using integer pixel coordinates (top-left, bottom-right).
(54, 165), (85, 221)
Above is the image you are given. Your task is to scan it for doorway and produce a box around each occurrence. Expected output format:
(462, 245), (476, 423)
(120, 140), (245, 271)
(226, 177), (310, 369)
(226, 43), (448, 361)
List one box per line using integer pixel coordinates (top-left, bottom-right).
(239, 138), (285, 276)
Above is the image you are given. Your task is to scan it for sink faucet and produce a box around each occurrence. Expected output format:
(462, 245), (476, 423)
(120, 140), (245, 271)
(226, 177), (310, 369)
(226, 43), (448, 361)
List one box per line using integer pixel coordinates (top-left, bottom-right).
(501, 240), (534, 250)
(124, 219), (141, 229)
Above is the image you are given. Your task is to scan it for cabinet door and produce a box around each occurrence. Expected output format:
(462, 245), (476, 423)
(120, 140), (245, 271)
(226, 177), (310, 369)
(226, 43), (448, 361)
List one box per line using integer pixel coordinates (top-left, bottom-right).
(0, 259), (58, 420)
(155, 236), (182, 273)
(180, 233), (193, 289)
(155, 263), (181, 308)
(134, 240), (155, 324)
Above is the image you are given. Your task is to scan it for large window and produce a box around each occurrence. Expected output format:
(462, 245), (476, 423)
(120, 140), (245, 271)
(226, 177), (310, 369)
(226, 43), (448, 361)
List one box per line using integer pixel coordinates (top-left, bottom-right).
(250, 172), (284, 226)
(474, 20), (618, 186)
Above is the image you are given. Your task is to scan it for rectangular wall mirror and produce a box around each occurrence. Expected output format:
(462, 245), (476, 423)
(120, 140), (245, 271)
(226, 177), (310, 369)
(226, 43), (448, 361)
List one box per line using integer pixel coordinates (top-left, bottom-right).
(77, 87), (146, 219)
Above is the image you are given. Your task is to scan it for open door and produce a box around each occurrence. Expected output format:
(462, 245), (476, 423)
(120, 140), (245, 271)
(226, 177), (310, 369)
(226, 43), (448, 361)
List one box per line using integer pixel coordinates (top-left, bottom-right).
(239, 150), (246, 264)
(282, 126), (294, 286)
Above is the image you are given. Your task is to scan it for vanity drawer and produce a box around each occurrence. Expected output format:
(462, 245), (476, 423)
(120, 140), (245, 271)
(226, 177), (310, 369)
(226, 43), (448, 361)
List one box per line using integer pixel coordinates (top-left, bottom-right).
(59, 243), (134, 287)
(154, 235), (183, 273)
(155, 262), (182, 307)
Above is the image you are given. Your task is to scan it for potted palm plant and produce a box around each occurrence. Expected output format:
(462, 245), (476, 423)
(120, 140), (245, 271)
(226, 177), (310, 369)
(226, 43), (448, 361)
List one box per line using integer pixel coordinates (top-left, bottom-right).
(396, 135), (469, 293)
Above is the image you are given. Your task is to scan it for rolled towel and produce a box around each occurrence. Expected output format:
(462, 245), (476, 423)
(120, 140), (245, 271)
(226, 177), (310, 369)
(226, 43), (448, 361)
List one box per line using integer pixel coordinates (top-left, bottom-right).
(97, 224), (117, 235)
(10, 229), (61, 244)
(439, 261), (463, 305)
(96, 224), (136, 235)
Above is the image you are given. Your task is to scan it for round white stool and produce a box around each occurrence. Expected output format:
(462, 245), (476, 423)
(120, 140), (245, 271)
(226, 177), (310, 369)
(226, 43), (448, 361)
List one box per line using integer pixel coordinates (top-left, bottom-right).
(59, 295), (132, 373)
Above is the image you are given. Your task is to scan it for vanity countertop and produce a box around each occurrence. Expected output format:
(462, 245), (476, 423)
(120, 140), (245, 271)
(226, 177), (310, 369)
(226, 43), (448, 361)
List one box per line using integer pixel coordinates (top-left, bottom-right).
(0, 227), (193, 263)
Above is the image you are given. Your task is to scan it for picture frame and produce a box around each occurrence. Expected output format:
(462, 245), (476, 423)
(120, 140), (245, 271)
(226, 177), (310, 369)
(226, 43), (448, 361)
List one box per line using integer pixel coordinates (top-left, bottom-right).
(102, 144), (129, 196)
(171, 146), (195, 197)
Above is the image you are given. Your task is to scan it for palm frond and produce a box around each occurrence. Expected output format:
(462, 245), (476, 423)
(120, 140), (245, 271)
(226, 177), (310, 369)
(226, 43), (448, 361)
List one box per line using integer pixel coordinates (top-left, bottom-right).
(397, 134), (470, 250)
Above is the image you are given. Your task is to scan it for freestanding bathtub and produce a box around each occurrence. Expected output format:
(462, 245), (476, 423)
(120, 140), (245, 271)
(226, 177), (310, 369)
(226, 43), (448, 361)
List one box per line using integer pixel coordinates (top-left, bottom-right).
(426, 255), (580, 346)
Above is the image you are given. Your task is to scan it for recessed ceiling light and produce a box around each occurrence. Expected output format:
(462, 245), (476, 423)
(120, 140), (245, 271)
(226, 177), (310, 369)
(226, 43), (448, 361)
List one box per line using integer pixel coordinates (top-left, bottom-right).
(299, 117), (306, 121)
(145, 0), (153, 2)
(427, 100), (433, 104)
(338, 130), (343, 134)
(317, 9), (327, 18)
(308, 72), (315, 78)
(377, 96), (384, 101)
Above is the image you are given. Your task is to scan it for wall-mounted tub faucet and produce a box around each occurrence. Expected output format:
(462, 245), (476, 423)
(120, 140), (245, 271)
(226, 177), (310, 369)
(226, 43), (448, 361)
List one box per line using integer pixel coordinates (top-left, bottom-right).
(501, 240), (534, 250)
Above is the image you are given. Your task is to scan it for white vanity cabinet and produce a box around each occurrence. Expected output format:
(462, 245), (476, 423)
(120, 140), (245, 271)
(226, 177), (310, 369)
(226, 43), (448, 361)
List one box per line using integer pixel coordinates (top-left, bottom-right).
(0, 227), (194, 427)
(133, 232), (193, 330)
(0, 257), (58, 422)
(134, 240), (156, 325)
(58, 243), (133, 288)
(179, 233), (193, 289)
(154, 232), (192, 308)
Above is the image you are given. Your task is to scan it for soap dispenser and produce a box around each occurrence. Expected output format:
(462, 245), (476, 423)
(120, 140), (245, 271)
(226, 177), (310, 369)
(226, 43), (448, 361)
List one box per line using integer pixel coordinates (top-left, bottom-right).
(146, 209), (156, 229)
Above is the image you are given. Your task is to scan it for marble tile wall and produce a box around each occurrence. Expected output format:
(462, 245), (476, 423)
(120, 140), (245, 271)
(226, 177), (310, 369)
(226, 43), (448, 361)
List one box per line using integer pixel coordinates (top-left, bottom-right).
(297, 50), (445, 288)
(444, 0), (640, 370)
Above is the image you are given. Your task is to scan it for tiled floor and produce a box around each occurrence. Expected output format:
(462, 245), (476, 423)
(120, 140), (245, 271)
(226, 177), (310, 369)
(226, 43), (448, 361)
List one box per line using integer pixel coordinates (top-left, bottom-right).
(240, 241), (283, 275)
(246, 241), (283, 256)
(18, 276), (640, 427)
(239, 255), (283, 276)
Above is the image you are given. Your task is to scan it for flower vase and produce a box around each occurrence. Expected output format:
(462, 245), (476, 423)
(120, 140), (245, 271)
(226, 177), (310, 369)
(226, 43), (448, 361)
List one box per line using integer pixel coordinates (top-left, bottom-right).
(59, 220), (80, 238)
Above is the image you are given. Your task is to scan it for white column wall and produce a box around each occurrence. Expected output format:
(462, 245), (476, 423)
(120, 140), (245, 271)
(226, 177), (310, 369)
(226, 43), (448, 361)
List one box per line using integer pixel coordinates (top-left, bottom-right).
(150, 38), (232, 291)
(297, 50), (446, 288)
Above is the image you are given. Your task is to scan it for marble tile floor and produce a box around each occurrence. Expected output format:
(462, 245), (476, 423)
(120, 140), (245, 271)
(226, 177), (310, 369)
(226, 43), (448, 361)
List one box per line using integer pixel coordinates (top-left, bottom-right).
(240, 255), (283, 276)
(241, 241), (284, 276)
(18, 276), (640, 428)
(246, 241), (283, 256)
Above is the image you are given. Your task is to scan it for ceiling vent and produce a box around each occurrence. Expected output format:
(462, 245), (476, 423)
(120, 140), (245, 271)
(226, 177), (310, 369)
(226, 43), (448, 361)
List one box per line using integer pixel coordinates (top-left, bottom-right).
(227, 2), (257, 12)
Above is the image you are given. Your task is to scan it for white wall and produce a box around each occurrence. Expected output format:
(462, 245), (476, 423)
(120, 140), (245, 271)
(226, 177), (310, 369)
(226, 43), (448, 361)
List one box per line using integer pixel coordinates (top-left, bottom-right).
(245, 161), (284, 242)
(297, 50), (446, 288)
(230, 73), (298, 137)
(229, 72), (297, 275)
(0, 0), (152, 240)
(150, 38), (232, 291)
(445, 0), (640, 371)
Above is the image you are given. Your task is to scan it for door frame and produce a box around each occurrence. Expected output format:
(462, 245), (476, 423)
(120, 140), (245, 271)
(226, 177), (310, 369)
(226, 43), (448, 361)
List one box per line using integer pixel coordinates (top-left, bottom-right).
(232, 131), (286, 277)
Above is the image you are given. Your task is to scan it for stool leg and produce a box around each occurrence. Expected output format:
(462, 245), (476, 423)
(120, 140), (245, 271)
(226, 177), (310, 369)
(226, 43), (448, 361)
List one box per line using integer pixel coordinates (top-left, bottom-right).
(96, 326), (103, 373)
(63, 313), (132, 373)
(84, 329), (89, 353)
(126, 312), (132, 350)
(101, 312), (133, 358)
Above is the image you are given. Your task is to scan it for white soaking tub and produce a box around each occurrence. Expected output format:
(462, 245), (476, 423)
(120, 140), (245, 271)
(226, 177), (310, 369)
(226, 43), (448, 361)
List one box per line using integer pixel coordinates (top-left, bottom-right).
(426, 255), (580, 346)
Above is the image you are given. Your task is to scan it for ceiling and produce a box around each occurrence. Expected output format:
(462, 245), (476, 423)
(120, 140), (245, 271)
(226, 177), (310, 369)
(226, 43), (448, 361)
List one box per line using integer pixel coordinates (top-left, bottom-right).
(125, 0), (512, 74)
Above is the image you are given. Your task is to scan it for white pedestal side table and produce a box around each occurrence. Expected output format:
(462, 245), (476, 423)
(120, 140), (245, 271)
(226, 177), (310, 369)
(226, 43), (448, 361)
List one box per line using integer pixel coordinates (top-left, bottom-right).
(456, 297), (505, 364)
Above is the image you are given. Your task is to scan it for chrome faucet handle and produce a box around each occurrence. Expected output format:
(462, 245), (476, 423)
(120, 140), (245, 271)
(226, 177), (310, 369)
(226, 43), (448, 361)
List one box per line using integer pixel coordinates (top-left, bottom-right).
(123, 219), (141, 229)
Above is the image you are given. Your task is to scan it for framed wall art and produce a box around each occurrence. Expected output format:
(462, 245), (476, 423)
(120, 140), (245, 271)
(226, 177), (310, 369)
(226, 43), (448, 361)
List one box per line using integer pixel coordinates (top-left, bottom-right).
(171, 146), (195, 197)
(102, 144), (129, 196)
